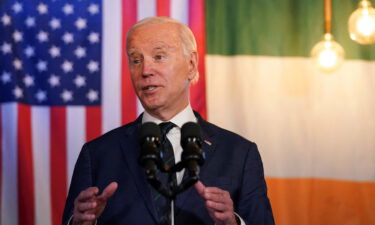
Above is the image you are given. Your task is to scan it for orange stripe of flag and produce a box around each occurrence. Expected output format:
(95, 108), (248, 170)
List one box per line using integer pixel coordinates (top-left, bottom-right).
(267, 177), (375, 225)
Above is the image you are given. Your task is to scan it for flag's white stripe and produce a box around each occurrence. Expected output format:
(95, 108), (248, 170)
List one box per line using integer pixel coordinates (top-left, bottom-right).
(31, 106), (52, 225)
(135, 0), (156, 116)
(170, 0), (189, 24)
(137, 0), (156, 20)
(67, 107), (86, 186)
(1, 103), (18, 225)
(206, 55), (375, 181)
(102, 0), (122, 134)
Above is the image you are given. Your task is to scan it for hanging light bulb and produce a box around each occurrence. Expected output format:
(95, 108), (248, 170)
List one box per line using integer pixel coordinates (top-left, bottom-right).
(311, 33), (345, 72)
(348, 0), (375, 44)
(311, 0), (345, 73)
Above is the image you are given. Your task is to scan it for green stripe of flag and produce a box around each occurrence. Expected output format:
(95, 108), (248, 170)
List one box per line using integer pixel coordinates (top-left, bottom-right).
(206, 0), (375, 60)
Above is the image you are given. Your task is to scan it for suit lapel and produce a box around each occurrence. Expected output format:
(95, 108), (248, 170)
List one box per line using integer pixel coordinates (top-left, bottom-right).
(119, 115), (159, 223)
(175, 113), (217, 214)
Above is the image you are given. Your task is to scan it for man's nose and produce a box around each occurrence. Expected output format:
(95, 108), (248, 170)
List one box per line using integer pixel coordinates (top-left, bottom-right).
(142, 58), (153, 77)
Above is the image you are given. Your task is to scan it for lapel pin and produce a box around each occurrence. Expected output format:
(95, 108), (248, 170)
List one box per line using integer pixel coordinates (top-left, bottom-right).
(204, 140), (212, 146)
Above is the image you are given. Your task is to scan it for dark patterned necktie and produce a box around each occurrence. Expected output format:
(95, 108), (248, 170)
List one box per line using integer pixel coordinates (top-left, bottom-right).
(153, 122), (176, 225)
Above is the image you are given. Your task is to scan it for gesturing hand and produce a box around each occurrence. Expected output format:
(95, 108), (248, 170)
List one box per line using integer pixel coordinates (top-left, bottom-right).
(72, 182), (118, 225)
(195, 181), (238, 225)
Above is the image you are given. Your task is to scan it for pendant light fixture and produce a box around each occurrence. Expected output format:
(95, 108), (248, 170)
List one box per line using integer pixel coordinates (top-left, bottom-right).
(311, 0), (345, 73)
(348, 0), (375, 44)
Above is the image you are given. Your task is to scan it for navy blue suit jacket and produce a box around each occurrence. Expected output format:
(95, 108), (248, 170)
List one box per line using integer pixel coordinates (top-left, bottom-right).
(62, 113), (274, 225)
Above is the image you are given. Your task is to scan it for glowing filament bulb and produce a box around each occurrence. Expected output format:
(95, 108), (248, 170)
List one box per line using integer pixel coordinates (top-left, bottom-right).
(348, 0), (375, 44)
(311, 33), (345, 73)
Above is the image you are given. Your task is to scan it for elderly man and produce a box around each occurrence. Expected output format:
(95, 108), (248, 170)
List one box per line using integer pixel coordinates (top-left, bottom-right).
(62, 17), (274, 225)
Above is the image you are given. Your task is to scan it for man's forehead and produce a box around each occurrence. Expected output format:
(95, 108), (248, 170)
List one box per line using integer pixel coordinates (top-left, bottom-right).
(127, 43), (176, 56)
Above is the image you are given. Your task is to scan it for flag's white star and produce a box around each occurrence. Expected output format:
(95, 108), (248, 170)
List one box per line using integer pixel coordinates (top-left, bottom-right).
(62, 4), (74, 15)
(36, 60), (47, 72)
(23, 74), (34, 87)
(74, 46), (86, 58)
(13, 58), (22, 70)
(35, 90), (47, 102)
(74, 75), (86, 88)
(12, 2), (23, 14)
(61, 60), (73, 73)
(88, 32), (99, 43)
(88, 4), (99, 15)
(37, 3), (48, 14)
(1, 71), (11, 84)
(62, 32), (74, 44)
(24, 46), (35, 58)
(1, 14), (11, 26)
(13, 30), (23, 42)
(1, 42), (12, 54)
(75, 18), (87, 30)
(61, 89), (73, 102)
(49, 45), (60, 58)
(25, 17), (35, 27)
(87, 89), (99, 102)
(48, 74), (60, 87)
(13, 86), (23, 99)
(49, 18), (61, 30)
(87, 60), (99, 73)
(37, 31), (49, 42)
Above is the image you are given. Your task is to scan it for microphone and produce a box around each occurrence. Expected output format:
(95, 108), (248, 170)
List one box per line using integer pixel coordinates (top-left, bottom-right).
(139, 122), (162, 177)
(181, 122), (205, 177)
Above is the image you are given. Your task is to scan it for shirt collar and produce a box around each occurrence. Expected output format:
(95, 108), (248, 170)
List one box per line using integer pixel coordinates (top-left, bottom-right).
(142, 104), (197, 128)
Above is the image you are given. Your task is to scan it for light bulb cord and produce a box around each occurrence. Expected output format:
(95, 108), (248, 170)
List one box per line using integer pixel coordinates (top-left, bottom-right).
(324, 0), (332, 33)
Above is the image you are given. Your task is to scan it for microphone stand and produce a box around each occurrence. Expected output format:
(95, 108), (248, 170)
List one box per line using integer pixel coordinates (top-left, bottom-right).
(145, 161), (199, 225)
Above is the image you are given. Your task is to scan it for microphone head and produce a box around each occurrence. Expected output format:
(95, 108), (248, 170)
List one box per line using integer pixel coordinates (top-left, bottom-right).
(181, 122), (202, 144)
(139, 122), (161, 144)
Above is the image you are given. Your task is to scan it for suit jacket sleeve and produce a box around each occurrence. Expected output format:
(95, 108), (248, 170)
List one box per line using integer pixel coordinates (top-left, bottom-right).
(62, 143), (94, 225)
(236, 142), (274, 225)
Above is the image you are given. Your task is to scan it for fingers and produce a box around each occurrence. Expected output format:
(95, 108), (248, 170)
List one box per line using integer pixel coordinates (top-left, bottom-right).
(194, 180), (206, 197)
(76, 187), (99, 203)
(73, 212), (96, 223)
(195, 181), (236, 225)
(73, 182), (118, 224)
(76, 201), (97, 212)
(98, 182), (118, 200)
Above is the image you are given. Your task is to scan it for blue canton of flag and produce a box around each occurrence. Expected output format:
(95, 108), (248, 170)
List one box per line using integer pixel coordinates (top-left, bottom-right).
(0, 0), (102, 105)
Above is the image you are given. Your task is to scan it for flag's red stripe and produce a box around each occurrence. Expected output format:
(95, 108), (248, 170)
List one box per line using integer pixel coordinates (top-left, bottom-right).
(121, 0), (138, 124)
(189, 0), (207, 119)
(50, 107), (67, 225)
(17, 104), (35, 225)
(157, 0), (170, 16)
(86, 106), (102, 142)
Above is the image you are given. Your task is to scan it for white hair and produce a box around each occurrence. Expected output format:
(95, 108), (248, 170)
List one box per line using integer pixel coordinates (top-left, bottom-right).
(126, 17), (199, 82)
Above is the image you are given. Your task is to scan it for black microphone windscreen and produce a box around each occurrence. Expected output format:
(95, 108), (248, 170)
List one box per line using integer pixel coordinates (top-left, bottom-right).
(181, 122), (202, 141)
(139, 122), (161, 143)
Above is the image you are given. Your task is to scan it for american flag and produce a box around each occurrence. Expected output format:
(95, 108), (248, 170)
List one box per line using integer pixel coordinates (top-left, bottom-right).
(0, 0), (206, 225)
(1, 1), (101, 105)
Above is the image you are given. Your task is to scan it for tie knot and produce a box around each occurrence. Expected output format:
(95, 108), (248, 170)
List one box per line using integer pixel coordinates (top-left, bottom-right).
(158, 122), (176, 137)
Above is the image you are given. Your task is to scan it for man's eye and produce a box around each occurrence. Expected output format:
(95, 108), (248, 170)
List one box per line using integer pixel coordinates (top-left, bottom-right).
(133, 59), (141, 64)
(155, 55), (164, 60)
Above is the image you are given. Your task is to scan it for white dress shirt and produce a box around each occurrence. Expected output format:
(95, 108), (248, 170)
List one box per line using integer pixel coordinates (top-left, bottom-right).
(142, 104), (197, 184)
(142, 105), (245, 225)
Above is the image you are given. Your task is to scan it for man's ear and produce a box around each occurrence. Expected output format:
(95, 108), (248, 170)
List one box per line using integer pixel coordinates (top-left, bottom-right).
(188, 51), (198, 82)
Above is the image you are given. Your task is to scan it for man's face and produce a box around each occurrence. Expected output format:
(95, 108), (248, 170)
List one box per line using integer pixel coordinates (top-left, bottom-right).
(127, 22), (196, 119)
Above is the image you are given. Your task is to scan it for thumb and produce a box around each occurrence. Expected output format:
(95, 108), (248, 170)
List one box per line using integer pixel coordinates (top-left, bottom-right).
(194, 180), (206, 197)
(98, 182), (118, 200)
